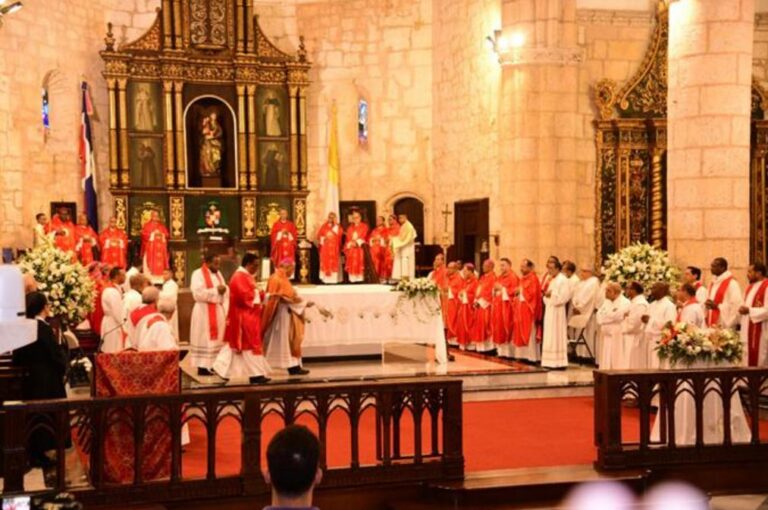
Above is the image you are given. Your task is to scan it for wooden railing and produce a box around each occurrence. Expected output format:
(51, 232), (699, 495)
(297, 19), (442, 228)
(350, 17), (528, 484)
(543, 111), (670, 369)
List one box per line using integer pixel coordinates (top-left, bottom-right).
(2, 377), (463, 506)
(594, 367), (768, 471)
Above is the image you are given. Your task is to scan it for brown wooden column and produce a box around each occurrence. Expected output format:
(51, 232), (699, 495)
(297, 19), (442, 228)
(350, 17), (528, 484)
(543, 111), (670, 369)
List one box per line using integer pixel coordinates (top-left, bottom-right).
(162, 0), (173, 48)
(163, 80), (176, 188)
(172, 0), (183, 49)
(289, 85), (299, 191)
(174, 81), (185, 187)
(247, 84), (257, 190)
(236, 0), (245, 53)
(107, 78), (119, 188)
(298, 86), (308, 190)
(117, 79), (130, 188)
(245, 1), (255, 53)
(237, 84), (248, 189)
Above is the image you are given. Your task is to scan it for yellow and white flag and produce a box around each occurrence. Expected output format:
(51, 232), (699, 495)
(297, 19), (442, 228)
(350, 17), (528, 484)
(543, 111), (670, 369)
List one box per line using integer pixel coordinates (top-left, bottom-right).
(325, 102), (340, 219)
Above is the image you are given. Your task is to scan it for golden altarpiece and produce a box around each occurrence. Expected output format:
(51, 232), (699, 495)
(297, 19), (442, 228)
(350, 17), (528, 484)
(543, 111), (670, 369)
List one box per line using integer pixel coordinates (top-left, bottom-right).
(593, 0), (768, 265)
(100, 0), (311, 284)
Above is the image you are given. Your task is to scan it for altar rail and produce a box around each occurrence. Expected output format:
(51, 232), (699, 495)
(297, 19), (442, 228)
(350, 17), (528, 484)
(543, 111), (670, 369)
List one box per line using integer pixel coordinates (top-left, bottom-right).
(594, 368), (768, 474)
(2, 377), (463, 506)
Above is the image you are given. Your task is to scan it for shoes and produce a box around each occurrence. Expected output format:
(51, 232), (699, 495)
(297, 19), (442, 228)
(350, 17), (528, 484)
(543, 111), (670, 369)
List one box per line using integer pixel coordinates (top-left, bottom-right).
(197, 367), (214, 376)
(288, 366), (310, 376)
(249, 376), (271, 384)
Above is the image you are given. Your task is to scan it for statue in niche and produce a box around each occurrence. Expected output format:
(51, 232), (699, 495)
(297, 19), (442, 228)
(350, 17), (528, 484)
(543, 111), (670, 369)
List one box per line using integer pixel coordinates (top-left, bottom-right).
(132, 138), (162, 188)
(134, 83), (157, 131)
(199, 111), (224, 177)
(262, 90), (282, 137)
(261, 142), (287, 190)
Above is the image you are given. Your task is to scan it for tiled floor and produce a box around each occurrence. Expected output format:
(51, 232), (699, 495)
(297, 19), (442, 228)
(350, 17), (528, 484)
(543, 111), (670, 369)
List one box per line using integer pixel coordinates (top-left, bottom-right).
(710, 494), (768, 510)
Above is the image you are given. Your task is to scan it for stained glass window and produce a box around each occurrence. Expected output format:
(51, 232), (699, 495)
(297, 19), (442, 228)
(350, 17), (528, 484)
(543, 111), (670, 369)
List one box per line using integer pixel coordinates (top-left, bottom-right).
(358, 98), (368, 144)
(42, 88), (50, 131)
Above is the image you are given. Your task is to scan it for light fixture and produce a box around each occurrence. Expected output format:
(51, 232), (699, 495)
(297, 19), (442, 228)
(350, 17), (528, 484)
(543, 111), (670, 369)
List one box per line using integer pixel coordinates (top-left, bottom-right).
(509, 32), (525, 48)
(485, 29), (502, 53)
(0, 1), (22, 23)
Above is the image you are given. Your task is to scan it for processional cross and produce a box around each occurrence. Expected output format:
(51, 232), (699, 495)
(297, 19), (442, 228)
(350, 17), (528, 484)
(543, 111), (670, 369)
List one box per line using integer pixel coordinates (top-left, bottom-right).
(439, 203), (452, 254)
(441, 203), (452, 232)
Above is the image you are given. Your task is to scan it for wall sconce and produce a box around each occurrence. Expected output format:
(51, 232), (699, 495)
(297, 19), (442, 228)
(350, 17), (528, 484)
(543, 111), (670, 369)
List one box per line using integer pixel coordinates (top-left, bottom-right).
(0, 1), (23, 28)
(485, 29), (527, 64)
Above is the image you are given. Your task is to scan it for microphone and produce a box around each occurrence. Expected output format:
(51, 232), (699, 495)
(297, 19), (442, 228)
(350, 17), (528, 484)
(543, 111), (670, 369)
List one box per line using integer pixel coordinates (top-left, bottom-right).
(96, 317), (127, 353)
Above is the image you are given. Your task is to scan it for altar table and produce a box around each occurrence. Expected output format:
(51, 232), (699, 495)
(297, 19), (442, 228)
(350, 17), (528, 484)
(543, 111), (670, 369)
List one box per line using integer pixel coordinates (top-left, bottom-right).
(295, 284), (447, 364)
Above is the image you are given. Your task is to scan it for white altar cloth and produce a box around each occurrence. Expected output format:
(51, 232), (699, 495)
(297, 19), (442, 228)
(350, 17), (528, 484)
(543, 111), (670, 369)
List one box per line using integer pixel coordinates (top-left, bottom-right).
(296, 284), (447, 364)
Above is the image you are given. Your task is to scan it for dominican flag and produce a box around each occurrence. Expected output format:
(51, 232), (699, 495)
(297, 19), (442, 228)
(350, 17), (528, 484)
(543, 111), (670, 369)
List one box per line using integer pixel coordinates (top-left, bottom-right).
(80, 81), (98, 229)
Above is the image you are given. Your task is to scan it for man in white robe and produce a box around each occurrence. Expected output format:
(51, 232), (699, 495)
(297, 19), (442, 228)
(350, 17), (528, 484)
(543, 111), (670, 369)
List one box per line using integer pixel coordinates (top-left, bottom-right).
(123, 261), (141, 293)
(682, 265), (708, 306)
(122, 273), (147, 345)
(127, 287), (161, 348)
(100, 267), (126, 353)
(136, 297), (179, 352)
(567, 267), (601, 360)
(189, 253), (229, 376)
(738, 262), (768, 367)
(541, 259), (571, 369)
(160, 268), (180, 342)
(391, 214), (417, 281)
(677, 284), (705, 327)
(642, 282), (677, 369)
(621, 281), (649, 370)
(704, 257), (742, 329)
(595, 283), (630, 370)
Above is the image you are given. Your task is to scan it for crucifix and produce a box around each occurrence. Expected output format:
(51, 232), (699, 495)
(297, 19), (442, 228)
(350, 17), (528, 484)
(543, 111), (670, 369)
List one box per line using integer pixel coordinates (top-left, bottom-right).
(439, 203), (452, 255)
(440, 203), (452, 232)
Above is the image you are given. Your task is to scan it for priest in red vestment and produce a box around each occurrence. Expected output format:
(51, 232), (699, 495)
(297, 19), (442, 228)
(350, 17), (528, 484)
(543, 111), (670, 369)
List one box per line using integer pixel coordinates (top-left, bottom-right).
(445, 262), (463, 346)
(472, 259), (496, 352)
(369, 216), (390, 282)
(213, 253), (271, 383)
(50, 208), (76, 256)
(457, 263), (478, 349)
(270, 208), (298, 279)
(141, 210), (169, 283)
(492, 258), (520, 358)
(316, 212), (342, 284)
(512, 258), (542, 362)
(344, 210), (369, 283)
(100, 216), (129, 269)
(74, 212), (99, 265)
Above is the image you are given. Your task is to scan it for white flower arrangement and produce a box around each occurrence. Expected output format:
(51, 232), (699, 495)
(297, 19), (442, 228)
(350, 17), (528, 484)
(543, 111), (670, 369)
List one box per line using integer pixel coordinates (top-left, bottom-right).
(393, 277), (439, 299)
(18, 244), (95, 325)
(657, 322), (743, 366)
(602, 243), (680, 294)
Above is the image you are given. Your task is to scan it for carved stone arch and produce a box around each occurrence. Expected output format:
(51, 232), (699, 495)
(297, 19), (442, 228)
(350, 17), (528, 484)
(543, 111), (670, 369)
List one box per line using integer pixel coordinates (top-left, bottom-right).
(41, 68), (78, 153)
(385, 191), (429, 245)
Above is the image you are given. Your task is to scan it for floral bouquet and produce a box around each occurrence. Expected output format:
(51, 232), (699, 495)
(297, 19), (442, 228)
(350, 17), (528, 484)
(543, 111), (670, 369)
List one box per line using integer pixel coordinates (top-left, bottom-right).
(393, 277), (439, 299)
(657, 321), (743, 366)
(18, 244), (95, 325)
(602, 243), (680, 294)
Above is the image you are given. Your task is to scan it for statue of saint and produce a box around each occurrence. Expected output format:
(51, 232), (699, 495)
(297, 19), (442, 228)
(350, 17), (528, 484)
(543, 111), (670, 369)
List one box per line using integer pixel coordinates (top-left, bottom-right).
(199, 112), (223, 177)
(262, 143), (285, 189)
(262, 91), (282, 137)
(138, 141), (160, 187)
(134, 83), (156, 131)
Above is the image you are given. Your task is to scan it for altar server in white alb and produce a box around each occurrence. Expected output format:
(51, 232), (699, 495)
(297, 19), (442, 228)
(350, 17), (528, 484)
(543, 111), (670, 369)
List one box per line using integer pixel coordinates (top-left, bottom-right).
(622, 281), (649, 370)
(160, 268), (180, 342)
(738, 262), (768, 367)
(567, 266), (601, 359)
(101, 267), (126, 353)
(676, 284), (705, 327)
(704, 257), (742, 329)
(391, 213), (417, 281)
(642, 282), (677, 369)
(595, 282), (630, 370)
(540, 257), (572, 369)
(189, 253), (229, 376)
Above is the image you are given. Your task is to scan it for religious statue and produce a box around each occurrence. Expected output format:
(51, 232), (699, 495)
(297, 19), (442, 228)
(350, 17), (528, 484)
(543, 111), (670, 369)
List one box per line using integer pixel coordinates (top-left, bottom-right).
(262, 143), (285, 189)
(134, 83), (156, 131)
(262, 91), (282, 137)
(200, 112), (224, 177)
(137, 140), (160, 187)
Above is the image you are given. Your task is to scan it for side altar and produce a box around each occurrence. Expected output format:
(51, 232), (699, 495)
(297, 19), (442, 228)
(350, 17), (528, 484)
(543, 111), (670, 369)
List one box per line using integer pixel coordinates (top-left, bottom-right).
(100, 0), (311, 285)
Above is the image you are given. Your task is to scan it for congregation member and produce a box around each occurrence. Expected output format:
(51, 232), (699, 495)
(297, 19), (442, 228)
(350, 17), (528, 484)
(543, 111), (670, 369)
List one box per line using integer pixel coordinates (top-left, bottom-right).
(316, 212), (342, 284)
(135, 297), (178, 352)
(127, 286), (160, 348)
(471, 259), (496, 352)
(444, 261), (463, 346)
(344, 210), (369, 283)
(567, 266), (601, 360)
(100, 216), (128, 269)
(50, 207), (76, 255)
(511, 259), (541, 363)
(642, 282), (677, 369)
(595, 282), (630, 370)
(33, 213), (50, 247)
(213, 253), (271, 383)
(682, 265), (708, 304)
(264, 425), (322, 510)
(100, 267), (126, 353)
(263, 259), (313, 375)
(738, 262), (768, 367)
(492, 258), (519, 358)
(271, 208), (298, 279)
(141, 209), (170, 283)
(368, 216), (390, 283)
(676, 283), (705, 327)
(189, 253), (229, 377)
(74, 212), (99, 265)
(622, 282), (649, 370)
(391, 213), (417, 281)
(704, 257), (742, 328)
(456, 263), (478, 349)
(160, 268), (180, 342)
(541, 257), (571, 369)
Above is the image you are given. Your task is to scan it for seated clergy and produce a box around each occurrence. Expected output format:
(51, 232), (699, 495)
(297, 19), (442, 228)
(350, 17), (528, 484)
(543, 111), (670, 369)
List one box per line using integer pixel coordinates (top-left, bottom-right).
(595, 282), (630, 370)
(136, 298), (179, 352)
(621, 281), (649, 370)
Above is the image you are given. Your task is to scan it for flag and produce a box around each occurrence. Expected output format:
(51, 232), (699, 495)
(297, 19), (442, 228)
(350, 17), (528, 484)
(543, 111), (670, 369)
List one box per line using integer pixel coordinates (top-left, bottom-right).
(325, 102), (340, 219)
(80, 81), (98, 230)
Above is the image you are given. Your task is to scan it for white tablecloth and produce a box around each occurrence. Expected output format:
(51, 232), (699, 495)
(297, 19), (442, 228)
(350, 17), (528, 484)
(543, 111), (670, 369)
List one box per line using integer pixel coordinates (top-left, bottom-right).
(296, 284), (447, 364)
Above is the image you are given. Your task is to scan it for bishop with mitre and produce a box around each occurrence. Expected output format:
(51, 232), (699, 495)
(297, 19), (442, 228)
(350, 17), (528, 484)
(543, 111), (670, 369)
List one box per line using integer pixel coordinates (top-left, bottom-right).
(100, 216), (128, 269)
(316, 212), (342, 284)
(344, 210), (369, 283)
(270, 208), (298, 279)
(141, 209), (169, 283)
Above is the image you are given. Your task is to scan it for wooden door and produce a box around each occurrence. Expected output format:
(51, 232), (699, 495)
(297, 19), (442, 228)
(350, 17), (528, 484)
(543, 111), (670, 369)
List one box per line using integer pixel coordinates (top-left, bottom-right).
(453, 199), (489, 267)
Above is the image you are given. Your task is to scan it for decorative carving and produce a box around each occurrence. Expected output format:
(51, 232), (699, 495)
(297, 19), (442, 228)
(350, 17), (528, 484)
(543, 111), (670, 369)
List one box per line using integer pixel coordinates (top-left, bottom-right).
(498, 47), (584, 67)
(576, 9), (654, 26)
(170, 196), (184, 239)
(255, 17), (291, 61)
(594, 79), (618, 121)
(293, 198), (306, 238)
(256, 201), (282, 238)
(104, 22), (116, 51)
(752, 79), (768, 120)
(120, 14), (163, 52)
(242, 196), (256, 239)
(296, 36), (308, 63)
(113, 196), (128, 231)
(190, 0), (228, 49)
(172, 250), (186, 283)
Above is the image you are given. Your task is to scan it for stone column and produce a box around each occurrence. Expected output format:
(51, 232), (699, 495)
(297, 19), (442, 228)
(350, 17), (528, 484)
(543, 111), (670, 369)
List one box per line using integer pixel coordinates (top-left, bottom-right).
(498, 0), (585, 266)
(667, 0), (754, 275)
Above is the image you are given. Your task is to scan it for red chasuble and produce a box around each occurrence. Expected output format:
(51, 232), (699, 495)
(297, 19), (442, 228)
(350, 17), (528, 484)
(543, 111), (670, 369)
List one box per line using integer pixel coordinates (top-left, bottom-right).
(445, 272), (464, 341)
(512, 272), (542, 347)
(50, 215), (76, 253)
(224, 269), (264, 353)
(457, 275), (478, 346)
(706, 276), (734, 327)
(100, 226), (128, 269)
(89, 271), (106, 336)
(75, 225), (99, 265)
(317, 221), (342, 278)
(492, 271), (520, 345)
(368, 226), (390, 279)
(745, 279), (768, 366)
(344, 222), (369, 278)
(471, 272), (496, 345)
(141, 220), (169, 276)
(270, 220), (298, 268)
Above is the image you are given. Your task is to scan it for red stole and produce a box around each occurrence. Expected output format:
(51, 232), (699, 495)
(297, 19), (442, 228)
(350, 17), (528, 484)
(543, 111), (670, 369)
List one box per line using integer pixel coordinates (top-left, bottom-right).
(131, 304), (158, 327)
(745, 279), (768, 366)
(145, 315), (165, 331)
(706, 276), (733, 327)
(201, 264), (223, 339)
(676, 298), (698, 323)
